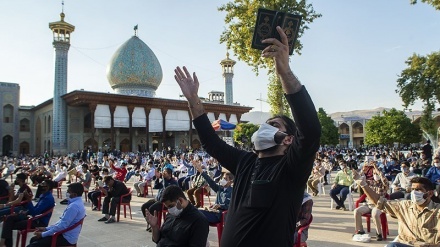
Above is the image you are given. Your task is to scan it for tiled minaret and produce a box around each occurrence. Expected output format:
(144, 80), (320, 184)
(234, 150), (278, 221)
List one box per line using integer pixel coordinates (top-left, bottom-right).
(220, 52), (236, 105)
(49, 11), (75, 154)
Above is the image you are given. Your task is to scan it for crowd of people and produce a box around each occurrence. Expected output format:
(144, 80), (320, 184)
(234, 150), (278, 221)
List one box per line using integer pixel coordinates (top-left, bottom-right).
(0, 26), (439, 247)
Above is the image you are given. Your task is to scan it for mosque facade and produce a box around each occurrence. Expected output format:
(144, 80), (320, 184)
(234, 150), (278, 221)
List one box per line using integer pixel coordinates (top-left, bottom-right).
(0, 11), (251, 156)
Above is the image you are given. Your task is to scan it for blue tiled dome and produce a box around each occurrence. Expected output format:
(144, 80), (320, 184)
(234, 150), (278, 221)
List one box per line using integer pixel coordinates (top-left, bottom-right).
(106, 36), (162, 97)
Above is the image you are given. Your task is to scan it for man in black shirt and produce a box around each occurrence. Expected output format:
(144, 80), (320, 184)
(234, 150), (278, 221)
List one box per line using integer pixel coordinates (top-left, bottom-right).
(98, 176), (130, 224)
(173, 26), (321, 246)
(145, 185), (208, 247)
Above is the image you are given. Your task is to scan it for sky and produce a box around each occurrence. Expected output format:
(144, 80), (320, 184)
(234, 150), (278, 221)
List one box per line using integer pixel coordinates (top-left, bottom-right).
(0, 0), (439, 114)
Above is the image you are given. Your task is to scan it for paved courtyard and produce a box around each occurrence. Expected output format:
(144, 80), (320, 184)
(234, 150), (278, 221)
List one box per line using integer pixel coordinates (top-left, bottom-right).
(1, 173), (399, 247)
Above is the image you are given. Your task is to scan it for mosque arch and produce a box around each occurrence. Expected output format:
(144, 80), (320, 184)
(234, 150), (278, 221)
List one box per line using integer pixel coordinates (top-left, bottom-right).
(84, 112), (92, 132)
(339, 123), (349, 134)
(3, 105), (13, 123)
(47, 115), (51, 133)
(20, 118), (30, 132)
(192, 139), (201, 149)
(119, 138), (130, 152)
(35, 117), (42, 154)
(2, 135), (13, 156)
(352, 122), (363, 134)
(19, 141), (30, 155)
(84, 138), (98, 152)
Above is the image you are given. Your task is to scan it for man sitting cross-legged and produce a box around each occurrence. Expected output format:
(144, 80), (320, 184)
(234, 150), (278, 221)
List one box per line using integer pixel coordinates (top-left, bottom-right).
(0, 180), (55, 247)
(27, 182), (86, 247)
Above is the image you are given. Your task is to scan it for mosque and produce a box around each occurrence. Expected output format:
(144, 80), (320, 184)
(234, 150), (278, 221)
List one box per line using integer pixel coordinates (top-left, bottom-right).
(0, 11), (252, 156)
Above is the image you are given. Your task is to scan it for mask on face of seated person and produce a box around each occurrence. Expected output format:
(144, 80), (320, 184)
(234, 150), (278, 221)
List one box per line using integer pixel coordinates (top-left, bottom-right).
(168, 200), (183, 216)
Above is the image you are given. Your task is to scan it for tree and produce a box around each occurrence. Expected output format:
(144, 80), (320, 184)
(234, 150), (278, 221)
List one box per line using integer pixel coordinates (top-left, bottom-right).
(396, 51), (440, 137)
(317, 108), (338, 146)
(233, 122), (259, 148)
(219, 0), (321, 115)
(365, 108), (422, 146)
(410, 0), (440, 11)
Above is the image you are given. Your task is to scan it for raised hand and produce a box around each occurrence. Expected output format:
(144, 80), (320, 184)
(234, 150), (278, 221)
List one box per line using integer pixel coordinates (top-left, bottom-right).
(145, 209), (158, 228)
(261, 26), (290, 76)
(174, 66), (199, 102)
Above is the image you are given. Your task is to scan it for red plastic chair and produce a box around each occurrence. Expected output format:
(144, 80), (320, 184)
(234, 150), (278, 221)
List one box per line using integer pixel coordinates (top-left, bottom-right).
(143, 181), (154, 197)
(156, 204), (168, 228)
(50, 216), (85, 247)
(15, 207), (54, 247)
(116, 188), (133, 222)
(197, 187), (212, 207)
(209, 210), (228, 245)
(355, 194), (389, 240)
(56, 179), (66, 199)
(294, 214), (313, 247)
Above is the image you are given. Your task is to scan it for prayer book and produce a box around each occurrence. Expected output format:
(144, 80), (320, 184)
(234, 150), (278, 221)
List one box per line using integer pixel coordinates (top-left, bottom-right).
(251, 8), (302, 55)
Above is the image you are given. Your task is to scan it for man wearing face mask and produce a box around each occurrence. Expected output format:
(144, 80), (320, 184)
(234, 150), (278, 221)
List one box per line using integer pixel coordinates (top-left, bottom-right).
(425, 157), (440, 195)
(98, 176), (130, 224)
(329, 160), (354, 210)
(353, 166), (389, 241)
(173, 26), (321, 246)
(145, 185), (209, 246)
(356, 175), (440, 246)
(194, 162), (233, 223)
(0, 173), (33, 217)
(390, 162), (416, 200)
(28, 182), (86, 247)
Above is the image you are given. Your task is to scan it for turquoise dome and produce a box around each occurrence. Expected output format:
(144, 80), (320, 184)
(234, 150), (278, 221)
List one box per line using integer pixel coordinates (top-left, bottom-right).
(106, 36), (162, 97)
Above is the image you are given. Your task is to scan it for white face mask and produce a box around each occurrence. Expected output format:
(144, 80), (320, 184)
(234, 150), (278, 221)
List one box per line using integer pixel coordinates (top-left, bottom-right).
(251, 123), (285, 151)
(411, 190), (427, 205)
(168, 201), (183, 216)
(373, 174), (380, 181)
(401, 167), (409, 173)
(219, 179), (227, 187)
(66, 192), (71, 199)
(339, 165), (345, 170)
(434, 163), (440, 168)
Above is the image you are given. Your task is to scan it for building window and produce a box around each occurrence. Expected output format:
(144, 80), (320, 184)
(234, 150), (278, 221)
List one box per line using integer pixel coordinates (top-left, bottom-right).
(20, 118), (30, 132)
(3, 104), (13, 123)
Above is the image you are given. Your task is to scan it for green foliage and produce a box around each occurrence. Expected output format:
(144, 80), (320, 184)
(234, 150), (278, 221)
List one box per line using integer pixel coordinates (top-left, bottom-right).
(396, 51), (440, 135)
(219, 0), (322, 74)
(364, 108), (422, 145)
(233, 122), (259, 148)
(410, 0), (440, 10)
(267, 73), (292, 117)
(219, 0), (321, 115)
(317, 108), (338, 146)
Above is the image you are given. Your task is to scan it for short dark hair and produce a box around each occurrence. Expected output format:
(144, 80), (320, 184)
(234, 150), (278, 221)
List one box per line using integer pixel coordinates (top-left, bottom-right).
(410, 177), (434, 191)
(267, 115), (297, 136)
(82, 164), (89, 170)
(43, 179), (56, 190)
(160, 185), (186, 203)
(68, 182), (84, 196)
(103, 175), (113, 183)
(225, 172), (234, 181)
(163, 168), (173, 176)
(16, 173), (27, 181)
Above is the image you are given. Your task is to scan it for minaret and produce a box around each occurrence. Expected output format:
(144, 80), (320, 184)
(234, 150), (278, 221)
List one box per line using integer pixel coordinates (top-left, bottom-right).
(49, 10), (75, 154)
(220, 52), (236, 105)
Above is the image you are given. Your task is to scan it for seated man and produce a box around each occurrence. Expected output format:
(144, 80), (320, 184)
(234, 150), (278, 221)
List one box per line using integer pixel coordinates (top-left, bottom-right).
(145, 185), (209, 246)
(27, 182), (86, 247)
(177, 154), (195, 191)
(98, 176), (130, 224)
(88, 168), (109, 211)
(353, 165), (389, 241)
(133, 162), (155, 197)
(0, 179), (56, 247)
(34, 163), (67, 200)
(0, 173), (33, 217)
(307, 159), (325, 196)
(294, 192), (313, 244)
(141, 168), (177, 231)
(425, 156), (440, 195)
(390, 161), (415, 200)
(194, 162), (233, 223)
(76, 164), (92, 194)
(329, 160), (354, 210)
(357, 175), (440, 246)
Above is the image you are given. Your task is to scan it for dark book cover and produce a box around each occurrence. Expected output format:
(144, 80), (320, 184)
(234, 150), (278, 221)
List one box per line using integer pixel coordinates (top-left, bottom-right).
(251, 8), (302, 55)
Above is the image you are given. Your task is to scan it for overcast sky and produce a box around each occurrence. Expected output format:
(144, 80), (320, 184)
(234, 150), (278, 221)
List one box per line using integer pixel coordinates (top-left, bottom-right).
(0, 0), (439, 114)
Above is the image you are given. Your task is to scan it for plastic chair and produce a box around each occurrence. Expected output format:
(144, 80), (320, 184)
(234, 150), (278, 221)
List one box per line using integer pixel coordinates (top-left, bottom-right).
(355, 194), (390, 240)
(317, 177), (326, 195)
(143, 181), (154, 197)
(15, 207), (54, 247)
(116, 188), (132, 222)
(294, 215), (313, 247)
(156, 204), (168, 228)
(330, 183), (355, 211)
(50, 216), (85, 247)
(209, 210), (228, 245)
(56, 179), (66, 199)
(197, 187), (212, 207)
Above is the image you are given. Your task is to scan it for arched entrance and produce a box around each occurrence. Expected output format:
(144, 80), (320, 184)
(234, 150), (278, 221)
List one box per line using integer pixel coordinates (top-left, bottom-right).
(192, 139), (201, 150)
(120, 139), (130, 152)
(84, 138), (98, 152)
(2, 135), (13, 156)
(19, 142), (30, 155)
(152, 140), (159, 152)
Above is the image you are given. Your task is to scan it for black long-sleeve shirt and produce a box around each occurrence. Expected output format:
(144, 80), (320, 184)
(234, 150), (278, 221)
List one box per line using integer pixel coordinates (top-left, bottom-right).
(193, 86), (321, 247)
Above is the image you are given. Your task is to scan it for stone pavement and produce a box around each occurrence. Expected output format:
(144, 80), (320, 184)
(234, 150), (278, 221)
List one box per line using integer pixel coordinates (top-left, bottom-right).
(1, 174), (399, 247)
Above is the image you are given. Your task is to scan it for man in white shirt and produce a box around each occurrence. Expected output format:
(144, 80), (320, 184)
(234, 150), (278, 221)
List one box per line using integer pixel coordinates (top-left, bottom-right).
(390, 162), (416, 200)
(134, 163), (155, 197)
